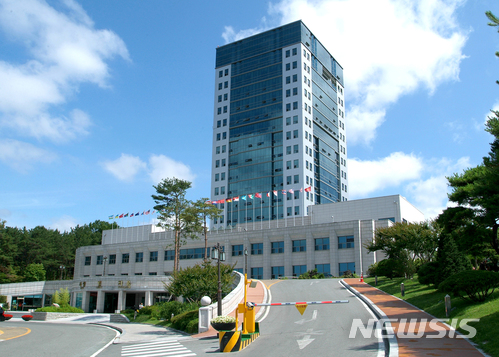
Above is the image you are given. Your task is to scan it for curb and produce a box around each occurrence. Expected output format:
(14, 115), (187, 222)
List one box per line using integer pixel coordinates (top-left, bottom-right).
(340, 279), (398, 357)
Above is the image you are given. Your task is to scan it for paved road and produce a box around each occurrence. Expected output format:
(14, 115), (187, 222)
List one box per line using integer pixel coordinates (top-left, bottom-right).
(0, 320), (117, 356)
(237, 279), (382, 357)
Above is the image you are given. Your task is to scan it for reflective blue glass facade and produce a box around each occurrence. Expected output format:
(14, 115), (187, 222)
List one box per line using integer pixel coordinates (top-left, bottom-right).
(212, 21), (348, 229)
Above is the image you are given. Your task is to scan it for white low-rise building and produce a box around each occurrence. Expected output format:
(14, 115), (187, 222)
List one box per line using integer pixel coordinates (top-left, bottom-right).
(0, 195), (423, 313)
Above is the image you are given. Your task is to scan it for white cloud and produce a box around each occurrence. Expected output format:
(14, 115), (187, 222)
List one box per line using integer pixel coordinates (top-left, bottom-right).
(102, 154), (147, 182)
(406, 156), (470, 218)
(348, 152), (424, 197)
(224, 0), (467, 146)
(0, 0), (129, 143)
(101, 153), (196, 184)
(0, 138), (57, 172)
(51, 215), (78, 233)
(148, 154), (196, 184)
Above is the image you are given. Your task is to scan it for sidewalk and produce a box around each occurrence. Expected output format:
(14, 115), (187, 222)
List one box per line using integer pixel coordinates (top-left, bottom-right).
(193, 279), (267, 339)
(343, 278), (485, 357)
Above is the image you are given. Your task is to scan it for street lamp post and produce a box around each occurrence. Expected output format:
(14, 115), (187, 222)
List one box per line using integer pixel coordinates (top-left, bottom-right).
(211, 243), (225, 316)
(59, 265), (65, 280)
(244, 247), (248, 276)
(103, 256), (108, 276)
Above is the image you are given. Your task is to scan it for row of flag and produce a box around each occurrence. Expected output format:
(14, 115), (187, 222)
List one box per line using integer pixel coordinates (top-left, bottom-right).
(207, 186), (312, 205)
(108, 210), (156, 220)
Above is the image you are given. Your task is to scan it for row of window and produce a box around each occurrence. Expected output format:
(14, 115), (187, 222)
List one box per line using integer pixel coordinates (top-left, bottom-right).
(84, 237), (355, 266)
(218, 68), (229, 77)
(215, 132), (227, 141)
(250, 262), (353, 279)
(217, 106), (228, 115)
(218, 81), (229, 90)
(285, 47), (298, 58)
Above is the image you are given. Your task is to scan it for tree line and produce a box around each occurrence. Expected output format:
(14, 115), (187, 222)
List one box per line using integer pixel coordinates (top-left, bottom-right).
(0, 219), (115, 283)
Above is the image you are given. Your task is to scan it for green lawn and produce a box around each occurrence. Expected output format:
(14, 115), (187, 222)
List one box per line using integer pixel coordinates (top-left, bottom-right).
(365, 276), (499, 357)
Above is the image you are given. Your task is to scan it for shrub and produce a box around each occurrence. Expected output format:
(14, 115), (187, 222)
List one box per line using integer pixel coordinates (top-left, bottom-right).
(417, 261), (440, 286)
(171, 309), (199, 332)
(298, 269), (325, 279)
(36, 306), (84, 313)
(186, 318), (199, 334)
(438, 270), (499, 302)
(375, 259), (404, 279)
(52, 288), (71, 307)
(156, 301), (199, 321)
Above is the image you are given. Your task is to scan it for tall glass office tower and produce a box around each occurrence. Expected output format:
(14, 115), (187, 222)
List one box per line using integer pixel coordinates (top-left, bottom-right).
(211, 21), (348, 229)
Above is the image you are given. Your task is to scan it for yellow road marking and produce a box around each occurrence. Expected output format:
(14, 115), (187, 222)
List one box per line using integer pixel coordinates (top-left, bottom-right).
(265, 280), (283, 290)
(0, 327), (31, 340)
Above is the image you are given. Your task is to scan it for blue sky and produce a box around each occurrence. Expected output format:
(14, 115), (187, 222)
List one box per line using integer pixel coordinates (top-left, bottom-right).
(0, 0), (498, 231)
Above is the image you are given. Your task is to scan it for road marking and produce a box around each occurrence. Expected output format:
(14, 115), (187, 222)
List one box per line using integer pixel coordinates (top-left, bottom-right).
(0, 327), (31, 341)
(295, 309), (318, 325)
(265, 280), (283, 290)
(309, 281), (320, 286)
(121, 339), (196, 357)
(297, 328), (315, 350)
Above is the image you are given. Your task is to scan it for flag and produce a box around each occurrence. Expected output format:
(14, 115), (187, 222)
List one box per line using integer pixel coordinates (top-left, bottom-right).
(305, 186), (312, 192)
(145, 210), (150, 215)
(266, 192), (270, 197)
(227, 198), (233, 203)
(248, 194), (254, 199)
(241, 195), (247, 200)
(273, 190), (278, 196)
(255, 193), (262, 198)
(130, 213), (134, 217)
(152, 210), (157, 214)
(233, 196), (239, 201)
(108, 215), (114, 220)
(119, 214), (124, 218)
(212, 200), (218, 204)
(289, 189), (294, 194)
(135, 212), (139, 216)
(205, 200), (211, 204)
(281, 190), (287, 195)
(218, 199), (225, 204)
(115, 214), (119, 219)
(124, 213), (129, 217)
(300, 188), (303, 192)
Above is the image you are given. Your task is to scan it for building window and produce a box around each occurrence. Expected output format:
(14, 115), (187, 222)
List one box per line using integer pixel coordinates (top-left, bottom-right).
(294, 191), (300, 199)
(136, 252), (143, 263)
(135, 273), (142, 276)
(315, 264), (331, 276)
(315, 238), (330, 251)
(224, 81), (228, 88)
(286, 175), (291, 185)
(293, 145), (299, 153)
(271, 266), (284, 279)
(218, 95), (222, 103)
(293, 115), (298, 124)
(293, 74), (297, 82)
(218, 83), (222, 90)
(251, 243), (263, 255)
(292, 239), (306, 252)
(219, 70), (223, 78)
(122, 253), (129, 264)
(294, 174), (299, 184)
(338, 235), (355, 249)
(292, 48), (297, 56)
(287, 206), (292, 216)
(286, 160), (291, 169)
(232, 244), (244, 256)
(339, 262), (356, 276)
(286, 89), (290, 97)
(293, 130), (298, 138)
(216, 133), (221, 141)
(109, 254), (116, 264)
(294, 159), (299, 168)
(223, 106), (227, 113)
(286, 76), (290, 84)
(271, 241), (284, 254)
(215, 187), (219, 195)
(165, 250), (175, 261)
(286, 131), (291, 140)
(223, 118), (227, 126)
(215, 173), (219, 181)
(217, 107), (221, 115)
(222, 145), (226, 153)
(215, 160), (220, 168)
(84, 256), (91, 266)
(150, 251), (158, 262)
(149, 272), (157, 276)
(222, 159), (226, 167)
(251, 267), (263, 279)
(293, 265), (307, 277)
(286, 63), (290, 71)
(179, 248), (205, 260)
(292, 61), (297, 69)
(286, 146), (291, 155)
(96, 255), (103, 265)
(222, 132), (227, 140)
(286, 103), (291, 112)
(293, 87), (298, 96)
(225, 68), (229, 76)
(221, 172), (225, 181)
(293, 102), (298, 110)
(216, 146), (220, 154)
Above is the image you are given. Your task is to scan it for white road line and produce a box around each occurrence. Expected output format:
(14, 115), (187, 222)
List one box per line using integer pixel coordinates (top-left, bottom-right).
(121, 340), (196, 357)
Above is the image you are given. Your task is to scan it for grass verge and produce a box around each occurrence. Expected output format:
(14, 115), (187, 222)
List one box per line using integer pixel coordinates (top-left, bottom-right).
(365, 276), (499, 357)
